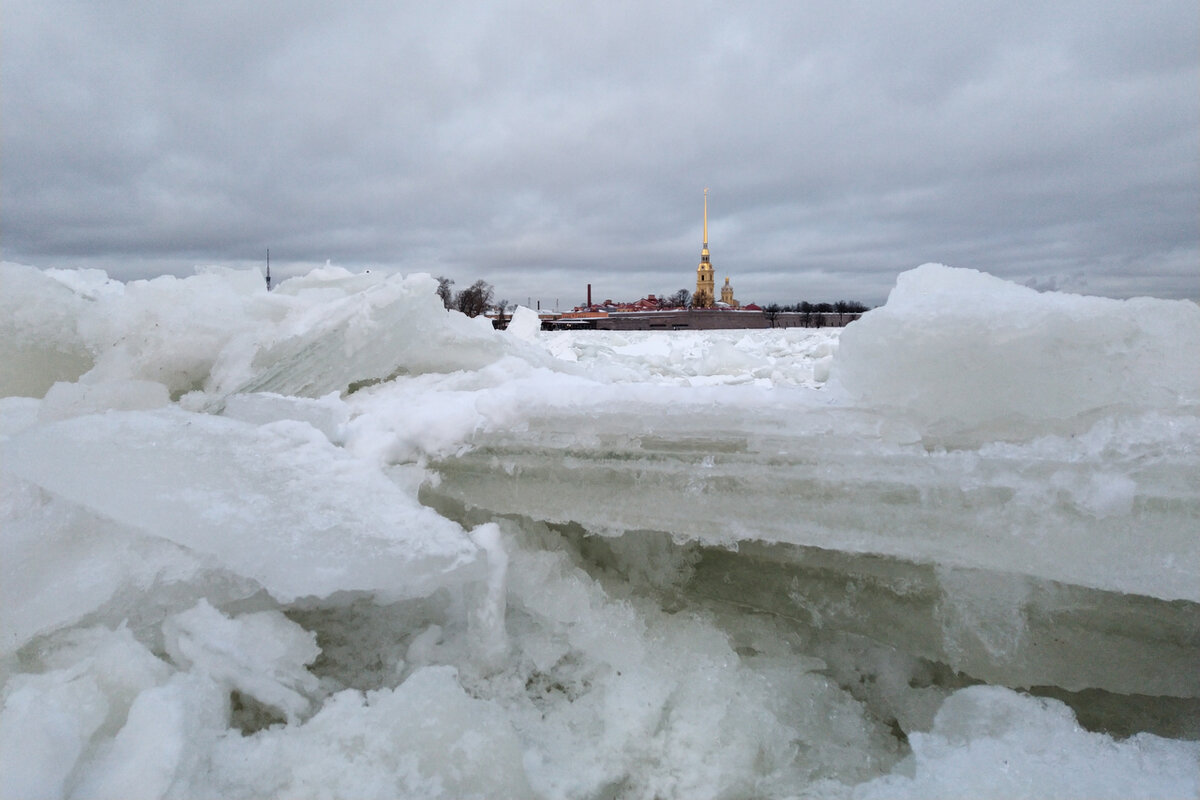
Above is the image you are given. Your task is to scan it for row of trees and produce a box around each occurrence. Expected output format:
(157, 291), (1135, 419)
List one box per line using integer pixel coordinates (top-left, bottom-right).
(760, 300), (870, 328)
(657, 289), (868, 315)
(773, 300), (870, 314)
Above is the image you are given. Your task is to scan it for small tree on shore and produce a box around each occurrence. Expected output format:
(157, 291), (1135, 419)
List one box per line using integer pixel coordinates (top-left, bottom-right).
(455, 280), (494, 318)
(762, 303), (781, 328)
(436, 276), (455, 310)
(493, 298), (512, 328)
(665, 288), (691, 308)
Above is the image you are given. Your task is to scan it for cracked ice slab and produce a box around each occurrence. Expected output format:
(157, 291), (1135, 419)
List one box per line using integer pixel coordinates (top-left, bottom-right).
(5, 407), (481, 605)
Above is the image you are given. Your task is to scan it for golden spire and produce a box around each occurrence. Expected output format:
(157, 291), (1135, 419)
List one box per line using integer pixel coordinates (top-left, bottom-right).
(696, 188), (715, 307)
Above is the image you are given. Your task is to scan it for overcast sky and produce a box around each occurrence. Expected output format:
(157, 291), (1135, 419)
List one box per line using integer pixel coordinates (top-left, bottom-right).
(4, 1), (1197, 307)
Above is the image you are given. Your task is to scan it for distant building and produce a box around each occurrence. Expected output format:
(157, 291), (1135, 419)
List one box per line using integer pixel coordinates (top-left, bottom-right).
(719, 276), (738, 307)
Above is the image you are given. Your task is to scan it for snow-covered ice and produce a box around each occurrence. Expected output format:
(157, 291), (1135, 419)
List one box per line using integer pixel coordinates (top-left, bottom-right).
(1, 260), (1197, 799)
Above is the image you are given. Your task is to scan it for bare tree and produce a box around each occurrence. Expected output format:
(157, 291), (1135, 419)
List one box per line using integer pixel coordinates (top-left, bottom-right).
(455, 280), (494, 318)
(762, 303), (781, 328)
(436, 276), (455, 310)
(493, 298), (511, 328)
(665, 288), (691, 308)
(834, 300), (849, 326)
(798, 301), (815, 327)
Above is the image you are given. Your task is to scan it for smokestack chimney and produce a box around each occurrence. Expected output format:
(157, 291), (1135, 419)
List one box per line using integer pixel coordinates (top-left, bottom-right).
(587, 283), (592, 307)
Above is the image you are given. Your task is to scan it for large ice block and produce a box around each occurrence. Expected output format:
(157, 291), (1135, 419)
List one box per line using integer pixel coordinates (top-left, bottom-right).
(5, 408), (482, 606)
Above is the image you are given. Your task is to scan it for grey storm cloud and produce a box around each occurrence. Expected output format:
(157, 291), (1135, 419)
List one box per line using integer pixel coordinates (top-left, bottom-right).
(3, 0), (1197, 307)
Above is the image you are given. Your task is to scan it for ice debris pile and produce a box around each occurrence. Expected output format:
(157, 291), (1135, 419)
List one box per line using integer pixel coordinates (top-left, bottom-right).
(1, 261), (1197, 799)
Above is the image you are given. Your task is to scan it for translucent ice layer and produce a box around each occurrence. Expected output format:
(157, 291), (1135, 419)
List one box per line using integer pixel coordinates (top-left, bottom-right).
(426, 402), (1200, 603)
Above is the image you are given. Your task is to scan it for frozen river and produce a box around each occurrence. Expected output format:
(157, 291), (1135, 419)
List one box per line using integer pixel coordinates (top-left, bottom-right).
(2, 261), (1198, 798)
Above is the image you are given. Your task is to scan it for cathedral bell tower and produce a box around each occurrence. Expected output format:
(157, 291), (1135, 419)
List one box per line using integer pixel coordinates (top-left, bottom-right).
(695, 188), (715, 308)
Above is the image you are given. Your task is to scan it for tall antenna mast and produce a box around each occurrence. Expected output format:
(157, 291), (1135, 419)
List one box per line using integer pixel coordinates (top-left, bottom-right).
(265, 249), (272, 291)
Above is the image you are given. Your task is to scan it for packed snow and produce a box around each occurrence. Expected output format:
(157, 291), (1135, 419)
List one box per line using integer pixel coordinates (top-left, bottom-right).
(1, 261), (1197, 799)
